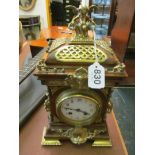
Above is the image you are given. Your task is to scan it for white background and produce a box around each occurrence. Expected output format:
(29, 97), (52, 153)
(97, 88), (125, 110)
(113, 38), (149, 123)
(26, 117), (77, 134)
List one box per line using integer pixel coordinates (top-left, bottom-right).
(0, 0), (155, 154)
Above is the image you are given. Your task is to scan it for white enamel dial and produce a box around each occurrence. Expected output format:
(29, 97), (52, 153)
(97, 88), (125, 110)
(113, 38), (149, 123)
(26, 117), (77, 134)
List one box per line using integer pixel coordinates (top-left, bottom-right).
(60, 96), (97, 121)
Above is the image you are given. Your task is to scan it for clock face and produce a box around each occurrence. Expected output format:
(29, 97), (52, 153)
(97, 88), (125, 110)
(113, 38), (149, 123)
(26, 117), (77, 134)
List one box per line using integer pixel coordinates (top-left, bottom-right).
(56, 89), (102, 126)
(60, 96), (97, 122)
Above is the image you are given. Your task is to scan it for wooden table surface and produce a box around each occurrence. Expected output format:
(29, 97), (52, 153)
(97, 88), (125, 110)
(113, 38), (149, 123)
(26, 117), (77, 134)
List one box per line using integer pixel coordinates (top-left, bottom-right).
(28, 39), (48, 47)
(20, 105), (128, 155)
(28, 26), (94, 48)
(40, 26), (74, 40)
(28, 26), (73, 48)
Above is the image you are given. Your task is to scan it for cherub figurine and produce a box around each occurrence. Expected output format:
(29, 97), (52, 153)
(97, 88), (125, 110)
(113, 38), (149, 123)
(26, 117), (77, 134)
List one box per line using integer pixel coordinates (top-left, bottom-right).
(66, 5), (97, 38)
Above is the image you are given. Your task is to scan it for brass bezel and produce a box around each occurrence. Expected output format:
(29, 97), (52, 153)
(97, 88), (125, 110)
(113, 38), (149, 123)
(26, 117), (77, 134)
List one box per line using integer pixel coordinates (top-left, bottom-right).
(56, 89), (102, 126)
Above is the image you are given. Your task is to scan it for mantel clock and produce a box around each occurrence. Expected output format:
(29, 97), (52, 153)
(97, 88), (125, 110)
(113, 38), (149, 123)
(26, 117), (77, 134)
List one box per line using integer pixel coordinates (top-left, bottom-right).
(34, 5), (127, 147)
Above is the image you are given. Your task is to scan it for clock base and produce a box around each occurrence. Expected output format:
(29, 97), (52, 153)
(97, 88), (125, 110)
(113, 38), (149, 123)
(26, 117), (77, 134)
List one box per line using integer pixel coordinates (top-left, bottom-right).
(41, 127), (62, 146)
(41, 122), (112, 147)
(92, 139), (112, 147)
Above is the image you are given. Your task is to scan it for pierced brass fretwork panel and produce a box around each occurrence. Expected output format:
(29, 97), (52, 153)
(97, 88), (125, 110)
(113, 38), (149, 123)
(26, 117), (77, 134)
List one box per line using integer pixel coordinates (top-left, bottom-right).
(55, 45), (107, 63)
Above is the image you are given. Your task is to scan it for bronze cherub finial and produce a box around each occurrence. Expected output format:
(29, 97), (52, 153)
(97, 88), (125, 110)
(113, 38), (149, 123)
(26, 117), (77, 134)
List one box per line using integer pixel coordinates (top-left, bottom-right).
(66, 5), (98, 38)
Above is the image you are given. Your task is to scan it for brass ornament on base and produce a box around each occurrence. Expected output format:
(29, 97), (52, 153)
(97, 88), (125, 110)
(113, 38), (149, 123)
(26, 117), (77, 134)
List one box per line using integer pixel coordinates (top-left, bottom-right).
(34, 5), (127, 147)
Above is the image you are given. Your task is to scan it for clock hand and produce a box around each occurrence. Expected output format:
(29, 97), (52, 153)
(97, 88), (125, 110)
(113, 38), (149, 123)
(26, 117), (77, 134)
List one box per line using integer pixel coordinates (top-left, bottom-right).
(76, 109), (89, 115)
(64, 107), (89, 115)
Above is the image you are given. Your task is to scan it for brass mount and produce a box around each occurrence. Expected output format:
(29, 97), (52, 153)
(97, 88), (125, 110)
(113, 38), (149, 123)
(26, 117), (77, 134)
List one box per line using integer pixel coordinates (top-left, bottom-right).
(66, 5), (97, 38)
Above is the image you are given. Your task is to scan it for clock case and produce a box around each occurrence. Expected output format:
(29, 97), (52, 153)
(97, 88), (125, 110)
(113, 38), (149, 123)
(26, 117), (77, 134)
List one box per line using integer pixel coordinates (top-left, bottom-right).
(34, 5), (127, 147)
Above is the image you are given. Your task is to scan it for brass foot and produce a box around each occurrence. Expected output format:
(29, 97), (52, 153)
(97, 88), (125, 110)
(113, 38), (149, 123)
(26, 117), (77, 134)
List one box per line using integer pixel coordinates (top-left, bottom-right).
(41, 127), (62, 146)
(92, 139), (112, 147)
